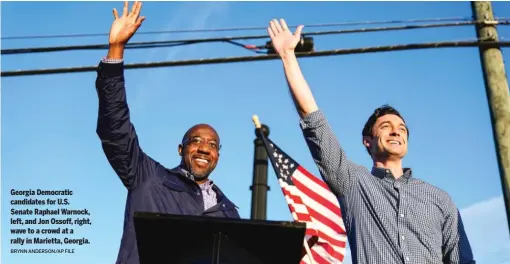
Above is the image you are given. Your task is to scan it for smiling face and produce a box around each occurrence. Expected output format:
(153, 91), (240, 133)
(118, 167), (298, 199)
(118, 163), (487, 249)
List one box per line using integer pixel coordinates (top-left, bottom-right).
(178, 124), (220, 182)
(362, 105), (409, 162)
(363, 114), (408, 160)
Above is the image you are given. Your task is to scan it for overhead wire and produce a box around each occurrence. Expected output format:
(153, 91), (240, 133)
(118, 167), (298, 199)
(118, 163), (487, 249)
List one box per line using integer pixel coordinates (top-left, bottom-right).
(2, 39), (509, 77)
(3, 16), (509, 77)
(1, 16), (497, 40)
(3, 20), (509, 55)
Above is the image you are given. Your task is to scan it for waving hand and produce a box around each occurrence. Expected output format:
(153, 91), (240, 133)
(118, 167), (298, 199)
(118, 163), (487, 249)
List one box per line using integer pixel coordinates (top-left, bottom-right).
(109, 1), (145, 46)
(267, 19), (304, 58)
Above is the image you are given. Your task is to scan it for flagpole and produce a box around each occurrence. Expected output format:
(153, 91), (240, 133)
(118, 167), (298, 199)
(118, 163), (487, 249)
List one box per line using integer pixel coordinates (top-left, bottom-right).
(251, 115), (316, 264)
(303, 238), (316, 264)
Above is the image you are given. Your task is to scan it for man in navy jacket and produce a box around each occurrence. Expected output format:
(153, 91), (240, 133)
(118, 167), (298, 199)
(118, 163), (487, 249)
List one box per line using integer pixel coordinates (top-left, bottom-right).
(95, 2), (240, 263)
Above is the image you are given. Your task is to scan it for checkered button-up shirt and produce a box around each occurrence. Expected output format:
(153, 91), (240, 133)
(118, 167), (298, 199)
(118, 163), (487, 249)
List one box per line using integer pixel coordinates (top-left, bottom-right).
(299, 109), (475, 264)
(179, 167), (217, 211)
(199, 180), (217, 211)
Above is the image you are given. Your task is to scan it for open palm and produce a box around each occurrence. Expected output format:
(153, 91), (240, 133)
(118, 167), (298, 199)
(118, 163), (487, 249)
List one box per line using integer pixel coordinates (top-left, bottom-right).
(109, 1), (145, 46)
(267, 19), (304, 57)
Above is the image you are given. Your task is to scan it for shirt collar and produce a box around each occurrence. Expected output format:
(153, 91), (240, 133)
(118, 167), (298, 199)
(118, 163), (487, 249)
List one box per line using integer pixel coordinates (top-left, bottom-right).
(169, 166), (235, 208)
(371, 167), (413, 182)
(199, 180), (215, 192)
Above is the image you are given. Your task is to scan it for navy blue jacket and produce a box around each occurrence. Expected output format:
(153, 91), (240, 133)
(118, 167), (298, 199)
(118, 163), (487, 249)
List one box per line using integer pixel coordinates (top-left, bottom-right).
(95, 61), (240, 264)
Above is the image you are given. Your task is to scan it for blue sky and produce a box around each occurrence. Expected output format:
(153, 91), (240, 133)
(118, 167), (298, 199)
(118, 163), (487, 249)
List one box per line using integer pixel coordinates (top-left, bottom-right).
(2, 1), (510, 263)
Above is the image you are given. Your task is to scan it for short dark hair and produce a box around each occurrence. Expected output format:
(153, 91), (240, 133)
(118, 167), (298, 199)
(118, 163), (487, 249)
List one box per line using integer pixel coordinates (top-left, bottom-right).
(362, 105), (409, 155)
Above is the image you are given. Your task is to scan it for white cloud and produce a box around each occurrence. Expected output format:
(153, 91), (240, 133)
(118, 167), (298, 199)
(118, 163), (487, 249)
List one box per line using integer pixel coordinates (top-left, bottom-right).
(461, 196), (510, 264)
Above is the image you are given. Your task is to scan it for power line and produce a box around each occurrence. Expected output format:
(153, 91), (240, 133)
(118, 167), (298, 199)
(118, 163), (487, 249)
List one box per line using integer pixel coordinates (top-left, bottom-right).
(4, 20), (509, 55)
(2, 40), (509, 77)
(1, 39), (263, 55)
(1, 16), (485, 40)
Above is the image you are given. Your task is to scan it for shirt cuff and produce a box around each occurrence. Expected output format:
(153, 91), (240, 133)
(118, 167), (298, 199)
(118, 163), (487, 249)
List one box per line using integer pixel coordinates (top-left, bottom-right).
(299, 109), (327, 130)
(97, 60), (124, 77)
(101, 57), (124, 64)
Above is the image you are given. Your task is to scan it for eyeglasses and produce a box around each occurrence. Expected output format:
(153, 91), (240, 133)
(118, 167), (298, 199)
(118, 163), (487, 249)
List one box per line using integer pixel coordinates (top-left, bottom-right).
(183, 137), (221, 151)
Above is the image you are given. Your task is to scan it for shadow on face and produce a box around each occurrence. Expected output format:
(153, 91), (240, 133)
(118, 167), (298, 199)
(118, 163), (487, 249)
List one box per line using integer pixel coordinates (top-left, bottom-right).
(178, 124), (220, 182)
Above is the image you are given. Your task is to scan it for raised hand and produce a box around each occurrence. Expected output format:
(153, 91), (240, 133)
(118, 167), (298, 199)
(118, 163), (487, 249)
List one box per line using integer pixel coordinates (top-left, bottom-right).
(267, 19), (304, 58)
(109, 1), (145, 46)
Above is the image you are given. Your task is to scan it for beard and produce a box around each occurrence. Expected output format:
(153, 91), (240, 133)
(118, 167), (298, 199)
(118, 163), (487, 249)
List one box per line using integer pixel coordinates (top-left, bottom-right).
(185, 155), (213, 181)
(190, 167), (210, 181)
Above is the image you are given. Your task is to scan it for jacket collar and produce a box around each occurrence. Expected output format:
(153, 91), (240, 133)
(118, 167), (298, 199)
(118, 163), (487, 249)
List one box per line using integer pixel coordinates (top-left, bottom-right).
(166, 166), (236, 207)
(169, 166), (214, 186)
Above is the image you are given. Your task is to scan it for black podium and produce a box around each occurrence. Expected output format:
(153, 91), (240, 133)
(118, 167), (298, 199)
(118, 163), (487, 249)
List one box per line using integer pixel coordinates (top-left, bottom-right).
(134, 212), (307, 264)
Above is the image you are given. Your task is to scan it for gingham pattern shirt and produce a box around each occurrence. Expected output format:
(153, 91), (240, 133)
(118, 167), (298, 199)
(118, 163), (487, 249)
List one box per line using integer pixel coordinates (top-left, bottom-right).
(299, 109), (475, 264)
(176, 162), (218, 211)
(199, 180), (217, 211)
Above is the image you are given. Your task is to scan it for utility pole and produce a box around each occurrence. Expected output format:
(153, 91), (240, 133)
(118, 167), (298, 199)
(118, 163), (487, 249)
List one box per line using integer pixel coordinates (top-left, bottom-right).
(250, 124), (270, 220)
(471, 1), (510, 233)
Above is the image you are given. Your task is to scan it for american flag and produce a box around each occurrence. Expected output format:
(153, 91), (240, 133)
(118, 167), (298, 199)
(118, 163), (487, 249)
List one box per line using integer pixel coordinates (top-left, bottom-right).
(261, 137), (348, 264)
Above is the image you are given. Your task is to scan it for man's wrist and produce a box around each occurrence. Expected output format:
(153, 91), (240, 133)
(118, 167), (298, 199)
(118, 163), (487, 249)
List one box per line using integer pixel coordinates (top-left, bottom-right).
(280, 52), (297, 64)
(280, 53), (297, 67)
(106, 44), (125, 60)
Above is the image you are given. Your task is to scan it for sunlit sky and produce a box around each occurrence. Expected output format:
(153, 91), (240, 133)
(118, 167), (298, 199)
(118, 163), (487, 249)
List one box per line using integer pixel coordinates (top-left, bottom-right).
(2, 1), (510, 263)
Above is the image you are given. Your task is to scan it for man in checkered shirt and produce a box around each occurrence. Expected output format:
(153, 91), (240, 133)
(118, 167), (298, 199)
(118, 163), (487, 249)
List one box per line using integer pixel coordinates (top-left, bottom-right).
(267, 19), (475, 263)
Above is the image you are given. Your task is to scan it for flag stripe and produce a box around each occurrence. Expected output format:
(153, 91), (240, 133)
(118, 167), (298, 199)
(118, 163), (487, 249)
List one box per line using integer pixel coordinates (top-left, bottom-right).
(306, 205), (346, 240)
(290, 172), (347, 245)
(312, 244), (343, 264)
(310, 246), (331, 264)
(265, 139), (347, 263)
(281, 188), (318, 233)
(296, 166), (338, 199)
(283, 174), (346, 256)
(282, 174), (346, 260)
(317, 242), (345, 262)
(292, 173), (346, 232)
(294, 167), (344, 218)
(294, 178), (344, 225)
(287, 184), (347, 247)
